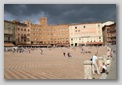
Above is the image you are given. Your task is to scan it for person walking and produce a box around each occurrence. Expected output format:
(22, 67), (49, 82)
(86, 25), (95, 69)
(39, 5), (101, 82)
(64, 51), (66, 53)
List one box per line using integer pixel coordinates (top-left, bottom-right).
(91, 53), (100, 75)
(40, 48), (43, 54)
(81, 48), (84, 54)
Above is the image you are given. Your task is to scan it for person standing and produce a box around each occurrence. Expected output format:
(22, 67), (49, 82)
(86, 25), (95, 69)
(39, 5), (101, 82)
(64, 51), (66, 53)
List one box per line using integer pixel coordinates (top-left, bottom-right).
(91, 53), (100, 75)
(81, 48), (84, 54)
(63, 52), (65, 56)
(40, 48), (43, 54)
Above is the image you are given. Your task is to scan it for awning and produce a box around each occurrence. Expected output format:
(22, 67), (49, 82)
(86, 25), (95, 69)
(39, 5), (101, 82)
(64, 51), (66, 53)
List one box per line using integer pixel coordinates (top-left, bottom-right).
(4, 43), (15, 47)
(18, 44), (47, 46)
(56, 43), (69, 46)
(86, 42), (103, 45)
(79, 43), (85, 45)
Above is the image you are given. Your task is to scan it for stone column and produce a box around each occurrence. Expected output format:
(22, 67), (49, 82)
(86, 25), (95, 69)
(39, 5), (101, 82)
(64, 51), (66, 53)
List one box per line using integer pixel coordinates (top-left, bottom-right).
(98, 57), (104, 71)
(106, 57), (111, 65)
(83, 60), (92, 79)
(103, 55), (111, 65)
(102, 55), (107, 65)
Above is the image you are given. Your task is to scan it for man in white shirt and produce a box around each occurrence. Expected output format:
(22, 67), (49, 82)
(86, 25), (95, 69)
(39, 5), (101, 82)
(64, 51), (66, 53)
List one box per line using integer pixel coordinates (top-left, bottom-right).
(92, 53), (100, 75)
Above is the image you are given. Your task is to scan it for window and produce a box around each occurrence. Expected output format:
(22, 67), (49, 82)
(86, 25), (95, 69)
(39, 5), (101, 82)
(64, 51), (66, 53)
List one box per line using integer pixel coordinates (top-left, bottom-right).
(71, 38), (73, 41)
(21, 28), (23, 31)
(24, 29), (26, 31)
(28, 23), (29, 27)
(27, 34), (30, 36)
(75, 26), (77, 29)
(8, 37), (10, 41)
(99, 37), (101, 39)
(18, 37), (20, 41)
(8, 25), (10, 29)
(27, 38), (30, 41)
(24, 34), (26, 37)
(18, 28), (20, 30)
(75, 30), (77, 32)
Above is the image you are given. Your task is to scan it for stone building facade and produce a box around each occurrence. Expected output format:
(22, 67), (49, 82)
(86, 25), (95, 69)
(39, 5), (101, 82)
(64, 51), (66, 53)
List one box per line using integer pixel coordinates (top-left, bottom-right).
(13, 20), (28, 45)
(4, 17), (115, 47)
(69, 23), (103, 46)
(102, 23), (116, 45)
(31, 17), (69, 47)
(4, 20), (16, 45)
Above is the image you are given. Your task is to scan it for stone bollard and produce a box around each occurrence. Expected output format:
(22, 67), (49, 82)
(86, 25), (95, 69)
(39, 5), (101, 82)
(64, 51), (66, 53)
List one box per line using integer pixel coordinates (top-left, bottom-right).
(83, 60), (92, 79)
(102, 55), (107, 65)
(103, 55), (111, 65)
(106, 57), (111, 65)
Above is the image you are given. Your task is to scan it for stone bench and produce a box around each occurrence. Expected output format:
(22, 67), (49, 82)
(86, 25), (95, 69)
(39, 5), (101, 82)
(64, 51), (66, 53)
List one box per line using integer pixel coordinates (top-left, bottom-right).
(83, 60), (92, 79)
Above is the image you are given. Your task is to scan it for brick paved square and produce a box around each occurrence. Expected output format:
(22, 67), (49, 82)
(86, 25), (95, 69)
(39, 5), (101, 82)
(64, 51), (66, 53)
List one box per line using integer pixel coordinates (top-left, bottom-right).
(4, 46), (107, 79)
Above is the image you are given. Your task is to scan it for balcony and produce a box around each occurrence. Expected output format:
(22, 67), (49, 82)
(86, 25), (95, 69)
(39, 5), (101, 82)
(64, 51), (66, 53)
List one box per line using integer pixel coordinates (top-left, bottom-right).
(4, 29), (13, 34)
(111, 38), (116, 41)
(4, 38), (15, 42)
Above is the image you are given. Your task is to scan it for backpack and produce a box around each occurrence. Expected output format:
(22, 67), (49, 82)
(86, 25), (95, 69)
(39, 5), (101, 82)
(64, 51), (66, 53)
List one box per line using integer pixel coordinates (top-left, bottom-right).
(90, 56), (93, 61)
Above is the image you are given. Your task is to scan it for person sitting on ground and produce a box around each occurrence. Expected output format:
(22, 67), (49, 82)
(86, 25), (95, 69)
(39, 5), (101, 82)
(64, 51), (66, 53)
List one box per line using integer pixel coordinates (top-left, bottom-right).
(67, 52), (72, 57)
(100, 62), (109, 74)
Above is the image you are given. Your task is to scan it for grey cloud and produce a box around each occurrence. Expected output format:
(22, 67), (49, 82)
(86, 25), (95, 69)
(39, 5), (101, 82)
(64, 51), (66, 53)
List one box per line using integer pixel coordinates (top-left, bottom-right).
(4, 4), (116, 24)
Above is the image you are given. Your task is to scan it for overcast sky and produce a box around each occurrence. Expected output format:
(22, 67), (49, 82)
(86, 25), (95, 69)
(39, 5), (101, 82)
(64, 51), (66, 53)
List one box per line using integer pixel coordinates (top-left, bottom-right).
(4, 4), (116, 25)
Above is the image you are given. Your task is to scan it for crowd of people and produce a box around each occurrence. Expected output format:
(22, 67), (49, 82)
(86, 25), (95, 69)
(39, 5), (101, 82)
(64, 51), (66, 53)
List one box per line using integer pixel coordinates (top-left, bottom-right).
(4, 47), (35, 54)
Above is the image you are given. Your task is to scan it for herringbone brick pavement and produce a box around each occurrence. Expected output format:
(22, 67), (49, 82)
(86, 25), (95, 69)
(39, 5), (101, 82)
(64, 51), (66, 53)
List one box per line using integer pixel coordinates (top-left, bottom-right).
(4, 46), (107, 79)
